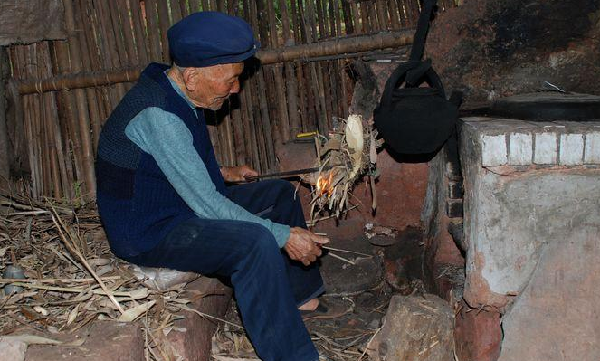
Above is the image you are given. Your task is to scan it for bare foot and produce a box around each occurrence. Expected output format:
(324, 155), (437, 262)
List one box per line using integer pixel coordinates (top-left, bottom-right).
(298, 298), (319, 311)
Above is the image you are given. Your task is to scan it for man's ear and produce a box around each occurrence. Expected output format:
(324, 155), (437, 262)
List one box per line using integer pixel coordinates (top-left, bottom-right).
(182, 68), (200, 91)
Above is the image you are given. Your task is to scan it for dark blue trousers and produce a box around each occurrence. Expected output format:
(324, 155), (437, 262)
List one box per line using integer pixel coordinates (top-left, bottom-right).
(126, 180), (323, 361)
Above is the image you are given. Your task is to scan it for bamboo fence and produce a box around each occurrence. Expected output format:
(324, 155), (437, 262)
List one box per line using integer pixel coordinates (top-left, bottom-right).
(6, 0), (457, 201)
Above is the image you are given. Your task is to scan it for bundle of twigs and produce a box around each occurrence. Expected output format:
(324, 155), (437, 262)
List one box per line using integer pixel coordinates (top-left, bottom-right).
(0, 191), (197, 360)
(303, 115), (380, 224)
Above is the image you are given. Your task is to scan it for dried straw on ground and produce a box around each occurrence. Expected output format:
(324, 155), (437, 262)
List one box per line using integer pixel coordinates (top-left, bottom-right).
(0, 190), (201, 360)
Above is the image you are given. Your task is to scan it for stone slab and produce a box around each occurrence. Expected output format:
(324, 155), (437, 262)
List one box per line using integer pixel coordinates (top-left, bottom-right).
(367, 294), (454, 361)
(499, 226), (600, 361)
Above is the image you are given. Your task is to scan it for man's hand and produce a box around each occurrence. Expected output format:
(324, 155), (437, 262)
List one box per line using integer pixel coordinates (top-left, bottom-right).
(220, 165), (258, 183)
(284, 227), (329, 266)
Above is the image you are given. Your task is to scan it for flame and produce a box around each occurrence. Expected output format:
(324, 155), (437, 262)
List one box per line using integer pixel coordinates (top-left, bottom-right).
(316, 171), (334, 197)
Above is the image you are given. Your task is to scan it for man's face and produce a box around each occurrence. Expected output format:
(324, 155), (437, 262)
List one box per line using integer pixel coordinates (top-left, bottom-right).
(185, 62), (244, 110)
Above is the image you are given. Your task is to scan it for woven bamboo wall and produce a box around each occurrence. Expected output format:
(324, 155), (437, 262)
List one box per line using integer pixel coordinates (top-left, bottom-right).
(6, 0), (457, 201)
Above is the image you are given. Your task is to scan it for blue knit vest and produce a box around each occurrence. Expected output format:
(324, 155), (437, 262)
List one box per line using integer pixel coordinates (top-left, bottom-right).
(96, 63), (227, 258)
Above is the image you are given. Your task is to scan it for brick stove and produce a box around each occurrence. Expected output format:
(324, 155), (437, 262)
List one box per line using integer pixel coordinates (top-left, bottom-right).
(457, 117), (600, 360)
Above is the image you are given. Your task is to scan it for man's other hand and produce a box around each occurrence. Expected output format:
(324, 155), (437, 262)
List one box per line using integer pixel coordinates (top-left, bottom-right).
(284, 227), (329, 266)
(220, 165), (258, 183)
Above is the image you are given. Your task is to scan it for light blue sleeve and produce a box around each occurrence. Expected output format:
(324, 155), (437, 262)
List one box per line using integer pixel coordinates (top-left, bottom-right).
(125, 107), (290, 248)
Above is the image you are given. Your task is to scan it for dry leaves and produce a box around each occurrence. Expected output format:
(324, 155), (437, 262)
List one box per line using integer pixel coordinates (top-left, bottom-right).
(303, 115), (380, 225)
(0, 191), (193, 360)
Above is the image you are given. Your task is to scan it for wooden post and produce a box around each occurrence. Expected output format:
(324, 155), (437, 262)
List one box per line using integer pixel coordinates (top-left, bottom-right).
(0, 46), (9, 184)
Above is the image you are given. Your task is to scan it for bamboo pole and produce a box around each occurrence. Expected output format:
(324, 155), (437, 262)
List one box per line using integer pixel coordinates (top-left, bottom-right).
(376, 0), (389, 31)
(341, 0), (354, 34)
(315, 0), (328, 40)
(63, 0), (96, 198)
(179, 0), (190, 17)
(52, 41), (85, 200)
(230, 105), (246, 166)
(170, 0), (183, 23)
(75, 0), (103, 156)
(22, 95), (37, 196)
(107, 0), (131, 67)
(144, 0), (163, 61)
(129, 0), (150, 65)
(189, 0), (201, 12)
(94, 0), (127, 104)
(0, 47), (9, 184)
(17, 33), (417, 92)
(242, 88), (261, 170)
(118, 0), (138, 66)
(279, 0), (301, 139)
(360, 2), (369, 32)
(39, 41), (69, 198)
(267, 0), (290, 144)
(388, 0), (401, 29)
(200, 0), (209, 12)
(157, 0), (171, 62)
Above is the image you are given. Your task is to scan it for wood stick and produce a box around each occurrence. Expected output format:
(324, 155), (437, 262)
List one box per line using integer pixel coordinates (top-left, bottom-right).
(75, 0), (103, 158)
(144, 0), (163, 62)
(129, 0), (150, 65)
(376, 0), (389, 30)
(315, 0), (328, 40)
(170, 0), (183, 23)
(63, 0), (96, 198)
(230, 105), (246, 166)
(157, 0), (171, 62)
(279, 0), (301, 138)
(107, 0), (131, 67)
(388, 0), (401, 29)
(200, 0), (209, 12)
(267, 0), (290, 144)
(17, 30), (413, 94)
(49, 206), (126, 314)
(241, 85), (261, 171)
(341, 0), (354, 34)
(118, 0), (138, 65)
(51, 40), (85, 199)
(189, 0), (201, 12)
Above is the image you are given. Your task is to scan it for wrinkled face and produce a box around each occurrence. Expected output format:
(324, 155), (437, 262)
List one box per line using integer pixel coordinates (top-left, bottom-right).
(183, 63), (244, 110)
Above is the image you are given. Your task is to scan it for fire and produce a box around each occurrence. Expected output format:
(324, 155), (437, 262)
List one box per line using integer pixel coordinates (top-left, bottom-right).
(316, 171), (334, 197)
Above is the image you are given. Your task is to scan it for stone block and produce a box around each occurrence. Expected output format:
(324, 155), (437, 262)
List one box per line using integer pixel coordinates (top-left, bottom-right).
(508, 132), (532, 165)
(584, 132), (600, 164)
(533, 132), (558, 165)
(481, 135), (507, 166)
(498, 226), (600, 361)
(559, 134), (584, 165)
(367, 295), (454, 361)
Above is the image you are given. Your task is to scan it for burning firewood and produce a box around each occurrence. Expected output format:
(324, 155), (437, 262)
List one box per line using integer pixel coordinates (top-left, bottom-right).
(302, 114), (382, 224)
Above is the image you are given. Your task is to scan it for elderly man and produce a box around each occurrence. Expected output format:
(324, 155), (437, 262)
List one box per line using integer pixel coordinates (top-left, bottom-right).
(95, 11), (329, 361)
